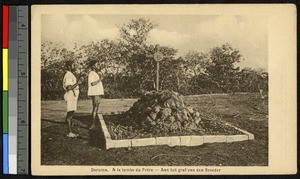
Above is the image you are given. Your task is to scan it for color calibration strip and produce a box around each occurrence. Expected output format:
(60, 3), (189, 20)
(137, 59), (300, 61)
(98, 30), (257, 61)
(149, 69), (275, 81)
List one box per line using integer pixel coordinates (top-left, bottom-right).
(3, 5), (9, 174)
(17, 6), (29, 174)
(9, 6), (18, 174)
(2, 6), (29, 174)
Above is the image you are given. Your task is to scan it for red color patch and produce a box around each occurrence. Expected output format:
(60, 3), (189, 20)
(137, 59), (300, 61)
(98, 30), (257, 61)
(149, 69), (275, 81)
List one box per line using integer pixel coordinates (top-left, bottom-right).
(3, 6), (9, 48)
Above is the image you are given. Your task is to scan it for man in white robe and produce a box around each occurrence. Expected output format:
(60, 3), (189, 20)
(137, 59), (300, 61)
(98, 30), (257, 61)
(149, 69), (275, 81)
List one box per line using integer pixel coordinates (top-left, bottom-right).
(63, 60), (83, 137)
(87, 60), (104, 129)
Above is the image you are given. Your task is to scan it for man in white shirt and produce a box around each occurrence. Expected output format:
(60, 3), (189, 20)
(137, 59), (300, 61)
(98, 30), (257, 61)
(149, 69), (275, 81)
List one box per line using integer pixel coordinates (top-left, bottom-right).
(63, 60), (84, 137)
(87, 60), (104, 129)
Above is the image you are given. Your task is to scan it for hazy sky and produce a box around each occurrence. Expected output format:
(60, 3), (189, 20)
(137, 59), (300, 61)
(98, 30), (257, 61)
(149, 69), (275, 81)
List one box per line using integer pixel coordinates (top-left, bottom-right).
(42, 14), (268, 71)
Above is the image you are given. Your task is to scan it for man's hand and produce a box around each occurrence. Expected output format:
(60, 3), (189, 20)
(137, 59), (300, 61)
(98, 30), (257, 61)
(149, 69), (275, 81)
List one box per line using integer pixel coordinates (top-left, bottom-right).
(66, 85), (73, 91)
(66, 76), (84, 91)
(99, 73), (106, 80)
(78, 76), (84, 85)
(97, 72), (103, 77)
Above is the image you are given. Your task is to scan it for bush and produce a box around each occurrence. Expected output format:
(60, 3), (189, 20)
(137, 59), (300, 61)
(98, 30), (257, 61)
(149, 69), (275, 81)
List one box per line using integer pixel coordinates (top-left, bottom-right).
(40, 41), (268, 100)
(41, 62), (66, 100)
(41, 64), (268, 100)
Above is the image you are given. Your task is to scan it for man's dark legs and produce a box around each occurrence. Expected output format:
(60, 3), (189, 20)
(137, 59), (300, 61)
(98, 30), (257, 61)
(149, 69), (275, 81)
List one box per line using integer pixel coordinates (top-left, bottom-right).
(90, 97), (100, 129)
(66, 111), (77, 137)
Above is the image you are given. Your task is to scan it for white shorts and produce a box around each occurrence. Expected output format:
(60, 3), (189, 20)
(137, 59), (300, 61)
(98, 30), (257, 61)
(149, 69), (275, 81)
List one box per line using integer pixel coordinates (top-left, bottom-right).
(64, 89), (79, 112)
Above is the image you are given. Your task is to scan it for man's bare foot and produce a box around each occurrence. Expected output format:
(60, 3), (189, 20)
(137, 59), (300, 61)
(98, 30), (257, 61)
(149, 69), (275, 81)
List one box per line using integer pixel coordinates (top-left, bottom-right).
(67, 132), (78, 138)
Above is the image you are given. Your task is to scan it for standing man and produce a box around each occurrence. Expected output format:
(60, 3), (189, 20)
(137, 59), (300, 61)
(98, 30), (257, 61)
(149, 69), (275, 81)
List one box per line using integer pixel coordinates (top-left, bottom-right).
(63, 60), (84, 137)
(87, 60), (104, 129)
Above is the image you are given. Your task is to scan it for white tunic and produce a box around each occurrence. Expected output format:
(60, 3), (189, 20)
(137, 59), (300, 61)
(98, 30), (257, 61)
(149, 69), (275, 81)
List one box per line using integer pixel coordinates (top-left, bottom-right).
(88, 71), (104, 96)
(63, 71), (79, 112)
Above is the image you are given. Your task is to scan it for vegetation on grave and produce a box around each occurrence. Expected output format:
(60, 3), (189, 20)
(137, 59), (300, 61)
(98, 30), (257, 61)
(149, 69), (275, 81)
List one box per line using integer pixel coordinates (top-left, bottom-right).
(41, 18), (268, 100)
(106, 90), (243, 140)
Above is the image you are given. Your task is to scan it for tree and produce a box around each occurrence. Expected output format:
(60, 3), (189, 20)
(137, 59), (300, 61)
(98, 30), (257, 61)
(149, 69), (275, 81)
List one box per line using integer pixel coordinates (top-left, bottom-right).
(183, 50), (209, 78)
(206, 43), (243, 93)
(119, 18), (158, 49)
(160, 57), (186, 93)
(118, 18), (180, 94)
(41, 41), (68, 69)
(238, 67), (268, 93)
(118, 18), (158, 76)
(80, 39), (126, 75)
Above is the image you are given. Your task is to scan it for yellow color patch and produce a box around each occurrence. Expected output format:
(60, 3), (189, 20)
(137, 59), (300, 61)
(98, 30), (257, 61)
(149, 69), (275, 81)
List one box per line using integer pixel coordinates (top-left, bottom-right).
(3, 49), (8, 91)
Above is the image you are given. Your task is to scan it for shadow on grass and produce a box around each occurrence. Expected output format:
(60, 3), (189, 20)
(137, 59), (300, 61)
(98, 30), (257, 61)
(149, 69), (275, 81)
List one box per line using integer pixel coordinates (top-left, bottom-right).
(74, 113), (106, 149)
(43, 112), (106, 149)
(74, 112), (91, 127)
(89, 126), (106, 149)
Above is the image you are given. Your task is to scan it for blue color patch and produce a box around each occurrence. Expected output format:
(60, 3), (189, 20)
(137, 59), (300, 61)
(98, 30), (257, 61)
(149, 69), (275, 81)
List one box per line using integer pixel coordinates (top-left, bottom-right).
(3, 134), (8, 174)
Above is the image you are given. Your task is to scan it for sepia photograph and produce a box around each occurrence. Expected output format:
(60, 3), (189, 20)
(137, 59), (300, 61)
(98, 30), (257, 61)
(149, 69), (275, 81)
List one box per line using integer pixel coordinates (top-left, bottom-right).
(31, 5), (296, 175)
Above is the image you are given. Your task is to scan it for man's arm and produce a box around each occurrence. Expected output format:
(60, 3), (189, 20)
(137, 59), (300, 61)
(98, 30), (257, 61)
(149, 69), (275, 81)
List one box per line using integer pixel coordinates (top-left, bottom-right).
(91, 73), (104, 86)
(66, 77), (84, 91)
(91, 79), (101, 86)
(66, 83), (79, 91)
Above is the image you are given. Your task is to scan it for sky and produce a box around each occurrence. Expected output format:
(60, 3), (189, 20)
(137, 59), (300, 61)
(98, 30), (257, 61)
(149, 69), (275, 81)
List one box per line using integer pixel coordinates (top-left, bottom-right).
(42, 14), (268, 71)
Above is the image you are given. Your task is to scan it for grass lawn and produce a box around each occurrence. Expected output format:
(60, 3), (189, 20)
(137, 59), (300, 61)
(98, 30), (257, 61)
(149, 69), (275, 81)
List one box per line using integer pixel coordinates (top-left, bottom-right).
(41, 93), (268, 166)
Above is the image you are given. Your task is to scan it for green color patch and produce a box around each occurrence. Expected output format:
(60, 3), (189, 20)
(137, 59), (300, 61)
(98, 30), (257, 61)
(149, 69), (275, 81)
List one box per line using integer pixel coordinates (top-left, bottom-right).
(3, 92), (8, 133)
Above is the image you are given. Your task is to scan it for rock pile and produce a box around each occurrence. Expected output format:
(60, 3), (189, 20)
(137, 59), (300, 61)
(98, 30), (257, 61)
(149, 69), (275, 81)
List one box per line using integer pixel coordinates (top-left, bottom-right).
(123, 90), (203, 134)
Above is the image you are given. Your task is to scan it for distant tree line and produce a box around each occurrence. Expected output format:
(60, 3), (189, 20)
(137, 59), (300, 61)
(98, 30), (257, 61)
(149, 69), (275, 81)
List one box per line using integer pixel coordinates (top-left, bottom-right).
(41, 18), (268, 100)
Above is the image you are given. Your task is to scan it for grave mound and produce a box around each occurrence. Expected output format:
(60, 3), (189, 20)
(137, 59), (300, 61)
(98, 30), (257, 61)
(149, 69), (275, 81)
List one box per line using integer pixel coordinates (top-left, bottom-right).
(106, 90), (242, 139)
(124, 90), (201, 133)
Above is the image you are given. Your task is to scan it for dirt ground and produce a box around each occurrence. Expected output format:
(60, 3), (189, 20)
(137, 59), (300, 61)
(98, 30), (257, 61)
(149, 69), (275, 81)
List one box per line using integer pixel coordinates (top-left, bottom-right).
(41, 93), (268, 166)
